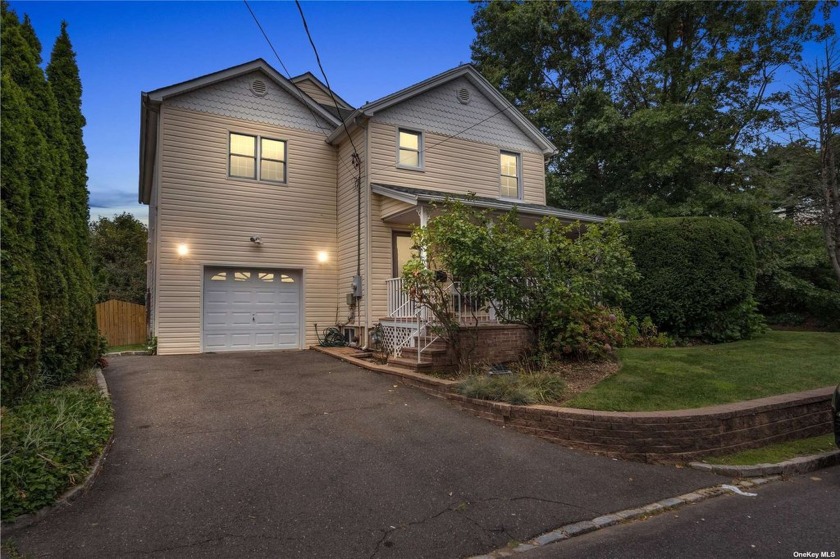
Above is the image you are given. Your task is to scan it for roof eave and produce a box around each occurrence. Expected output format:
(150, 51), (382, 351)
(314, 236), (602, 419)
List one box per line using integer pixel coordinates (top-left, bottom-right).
(138, 93), (159, 205)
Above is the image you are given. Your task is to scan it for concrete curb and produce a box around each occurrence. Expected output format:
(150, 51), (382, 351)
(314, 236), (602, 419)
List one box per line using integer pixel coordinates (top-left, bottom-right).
(689, 450), (840, 478)
(467, 477), (780, 558)
(104, 350), (149, 356)
(2, 368), (115, 534)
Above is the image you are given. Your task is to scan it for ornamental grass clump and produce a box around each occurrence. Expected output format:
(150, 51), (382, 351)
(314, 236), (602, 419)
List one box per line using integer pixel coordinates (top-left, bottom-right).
(457, 372), (566, 405)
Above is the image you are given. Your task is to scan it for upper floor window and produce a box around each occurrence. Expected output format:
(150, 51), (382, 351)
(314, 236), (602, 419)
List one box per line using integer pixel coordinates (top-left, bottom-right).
(500, 151), (520, 199)
(229, 132), (287, 183)
(397, 129), (423, 169)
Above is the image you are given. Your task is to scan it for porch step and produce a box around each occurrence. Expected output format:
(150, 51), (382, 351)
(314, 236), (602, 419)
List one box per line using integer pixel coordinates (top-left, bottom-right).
(387, 356), (434, 372)
(400, 346), (447, 359)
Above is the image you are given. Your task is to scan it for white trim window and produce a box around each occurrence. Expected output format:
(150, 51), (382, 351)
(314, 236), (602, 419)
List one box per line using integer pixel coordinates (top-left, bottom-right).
(500, 151), (521, 199)
(397, 128), (423, 169)
(229, 132), (287, 183)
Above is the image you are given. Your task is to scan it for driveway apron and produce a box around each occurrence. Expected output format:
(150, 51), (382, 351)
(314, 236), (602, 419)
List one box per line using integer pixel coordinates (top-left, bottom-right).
(7, 351), (722, 558)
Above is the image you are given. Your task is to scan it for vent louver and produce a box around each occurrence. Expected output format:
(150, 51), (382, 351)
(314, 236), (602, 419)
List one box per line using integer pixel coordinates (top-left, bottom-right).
(250, 79), (267, 97)
(457, 87), (471, 105)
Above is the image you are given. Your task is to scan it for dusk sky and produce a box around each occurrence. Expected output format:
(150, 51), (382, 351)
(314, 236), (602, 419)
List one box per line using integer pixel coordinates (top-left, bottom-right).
(9, 1), (839, 225)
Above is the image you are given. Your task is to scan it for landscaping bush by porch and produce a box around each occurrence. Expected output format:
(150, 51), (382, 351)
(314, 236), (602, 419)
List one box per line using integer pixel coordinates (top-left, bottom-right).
(567, 330), (839, 411)
(621, 217), (763, 342)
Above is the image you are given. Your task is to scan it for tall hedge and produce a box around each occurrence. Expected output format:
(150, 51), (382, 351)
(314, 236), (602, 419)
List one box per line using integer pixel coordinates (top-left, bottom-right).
(621, 217), (763, 342)
(1, 4), (97, 401)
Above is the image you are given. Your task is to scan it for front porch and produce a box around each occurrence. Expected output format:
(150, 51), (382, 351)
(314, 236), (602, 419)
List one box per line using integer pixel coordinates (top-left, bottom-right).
(377, 277), (530, 372)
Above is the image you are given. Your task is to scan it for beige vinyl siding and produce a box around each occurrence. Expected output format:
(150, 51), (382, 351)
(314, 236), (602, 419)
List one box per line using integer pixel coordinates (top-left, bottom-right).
(155, 105), (338, 355)
(336, 127), (367, 334)
(369, 194), (395, 321)
(368, 121), (545, 205)
(294, 78), (344, 109)
(381, 197), (414, 219)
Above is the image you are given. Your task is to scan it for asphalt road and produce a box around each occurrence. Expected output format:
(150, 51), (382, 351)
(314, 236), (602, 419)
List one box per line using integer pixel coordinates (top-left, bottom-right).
(4, 351), (722, 558)
(527, 465), (840, 559)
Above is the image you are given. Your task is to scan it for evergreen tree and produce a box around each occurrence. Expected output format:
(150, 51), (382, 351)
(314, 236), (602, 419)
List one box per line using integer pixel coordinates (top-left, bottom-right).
(47, 20), (99, 372)
(1, 70), (43, 402)
(1, 3), (98, 389)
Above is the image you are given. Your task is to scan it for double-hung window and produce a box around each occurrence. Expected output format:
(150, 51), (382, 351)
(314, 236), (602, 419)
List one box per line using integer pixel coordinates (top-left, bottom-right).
(500, 151), (521, 199)
(397, 129), (423, 169)
(229, 132), (287, 183)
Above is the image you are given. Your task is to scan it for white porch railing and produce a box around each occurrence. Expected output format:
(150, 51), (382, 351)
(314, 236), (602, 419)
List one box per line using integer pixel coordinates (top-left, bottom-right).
(382, 278), (499, 363)
(386, 277), (497, 324)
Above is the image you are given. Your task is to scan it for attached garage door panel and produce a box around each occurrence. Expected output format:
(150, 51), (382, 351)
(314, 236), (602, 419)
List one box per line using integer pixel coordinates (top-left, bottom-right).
(203, 268), (301, 352)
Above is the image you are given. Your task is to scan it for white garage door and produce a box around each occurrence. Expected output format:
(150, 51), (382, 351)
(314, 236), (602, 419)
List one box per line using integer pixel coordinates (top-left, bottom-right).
(203, 267), (301, 352)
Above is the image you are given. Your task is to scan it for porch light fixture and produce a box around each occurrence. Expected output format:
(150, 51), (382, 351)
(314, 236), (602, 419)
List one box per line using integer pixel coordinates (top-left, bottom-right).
(176, 244), (189, 257)
(317, 251), (329, 263)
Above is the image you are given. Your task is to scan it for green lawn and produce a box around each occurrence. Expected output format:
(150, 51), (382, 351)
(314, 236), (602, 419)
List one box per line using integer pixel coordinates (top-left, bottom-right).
(566, 330), (840, 411)
(704, 434), (837, 466)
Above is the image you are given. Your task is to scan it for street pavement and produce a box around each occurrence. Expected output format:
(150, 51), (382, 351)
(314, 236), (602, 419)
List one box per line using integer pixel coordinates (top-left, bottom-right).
(526, 465), (840, 559)
(5, 351), (722, 558)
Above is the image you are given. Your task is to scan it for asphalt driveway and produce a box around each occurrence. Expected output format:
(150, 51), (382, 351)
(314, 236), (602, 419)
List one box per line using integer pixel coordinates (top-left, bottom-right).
(7, 351), (722, 558)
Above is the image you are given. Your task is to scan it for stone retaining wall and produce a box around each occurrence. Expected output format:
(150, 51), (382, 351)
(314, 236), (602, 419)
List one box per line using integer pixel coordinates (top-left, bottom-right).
(444, 388), (834, 462)
(314, 347), (834, 463)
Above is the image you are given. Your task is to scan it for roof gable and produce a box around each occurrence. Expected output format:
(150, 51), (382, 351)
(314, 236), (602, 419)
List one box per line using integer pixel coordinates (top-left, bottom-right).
(290, 72), (353, 110)
(328, 65), (555, 155)
(145, 59), (341, 127)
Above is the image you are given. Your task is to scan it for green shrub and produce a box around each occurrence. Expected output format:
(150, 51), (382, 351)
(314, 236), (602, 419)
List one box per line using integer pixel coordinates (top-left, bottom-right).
(621, 217), (764, 342)
(624, 315), (675, 348)
(1, 382), (113, 520)
(457, 373), (566, 405)
(553, 305), (627, 359)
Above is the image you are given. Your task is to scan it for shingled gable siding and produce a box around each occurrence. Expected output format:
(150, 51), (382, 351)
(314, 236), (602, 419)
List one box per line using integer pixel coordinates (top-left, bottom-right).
(155, 103), (338, 355)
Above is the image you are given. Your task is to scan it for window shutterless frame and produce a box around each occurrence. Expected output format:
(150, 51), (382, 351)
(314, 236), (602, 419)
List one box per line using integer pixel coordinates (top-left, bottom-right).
(396, 128), (424, 170)
(500, 150), (521, 199)
(228, 132), (287, 184)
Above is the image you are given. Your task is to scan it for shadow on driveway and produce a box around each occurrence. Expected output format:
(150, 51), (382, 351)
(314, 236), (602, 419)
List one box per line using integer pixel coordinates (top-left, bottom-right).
(7, 351), (722, 558)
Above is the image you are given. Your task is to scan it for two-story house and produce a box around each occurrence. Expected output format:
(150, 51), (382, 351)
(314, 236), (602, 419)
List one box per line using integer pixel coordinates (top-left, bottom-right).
(139, 59), (604, 358)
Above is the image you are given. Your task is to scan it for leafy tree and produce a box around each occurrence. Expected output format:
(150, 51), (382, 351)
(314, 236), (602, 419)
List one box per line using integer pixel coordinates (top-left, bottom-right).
(90, 213), (148, 305)
(405, 200), (637, 359)
(471, 0), (831, 215)
(789, 42), (840, 283)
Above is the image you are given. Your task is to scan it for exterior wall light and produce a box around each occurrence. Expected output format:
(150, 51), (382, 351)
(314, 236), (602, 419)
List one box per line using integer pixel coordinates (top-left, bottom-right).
(317, 251), (329, 263)
(177, 244), (189, 257)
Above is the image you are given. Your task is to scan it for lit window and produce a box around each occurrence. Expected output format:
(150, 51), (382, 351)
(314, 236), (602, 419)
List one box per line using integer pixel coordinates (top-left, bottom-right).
(280, 274), (295, 283)
(258, 272), (275, 282)
(500, 152), (520, 199)
(210, 272), (227, 281)
(398, 129), (422, 169)
(230, 133), (256, 179)
(234, 272), (250, 281)
(229, 133), (287, 183)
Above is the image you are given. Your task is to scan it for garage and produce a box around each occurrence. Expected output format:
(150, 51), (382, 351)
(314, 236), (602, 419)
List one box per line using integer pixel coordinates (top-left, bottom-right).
(202, 267), (301, 352)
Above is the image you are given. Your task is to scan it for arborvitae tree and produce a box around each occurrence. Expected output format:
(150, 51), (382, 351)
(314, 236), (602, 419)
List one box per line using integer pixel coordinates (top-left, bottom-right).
(47, 21), (99, 373)
(1, 70), (43, 402)
(1, 3), (97, 390)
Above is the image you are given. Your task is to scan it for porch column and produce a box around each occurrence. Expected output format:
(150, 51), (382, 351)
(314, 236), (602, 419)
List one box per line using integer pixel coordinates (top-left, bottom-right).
(417, 205), (428, 264)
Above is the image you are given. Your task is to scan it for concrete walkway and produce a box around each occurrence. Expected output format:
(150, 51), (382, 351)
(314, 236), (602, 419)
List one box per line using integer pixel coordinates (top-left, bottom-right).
(7, 351), (722, 558)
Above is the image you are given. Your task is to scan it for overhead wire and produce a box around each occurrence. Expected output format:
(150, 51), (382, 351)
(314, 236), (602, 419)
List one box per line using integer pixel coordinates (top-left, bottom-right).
(242, 0), (359, 183)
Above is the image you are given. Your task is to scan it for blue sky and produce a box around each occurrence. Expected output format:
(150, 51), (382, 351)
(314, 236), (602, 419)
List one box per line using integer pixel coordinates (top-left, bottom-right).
(9, 1), (839, 225)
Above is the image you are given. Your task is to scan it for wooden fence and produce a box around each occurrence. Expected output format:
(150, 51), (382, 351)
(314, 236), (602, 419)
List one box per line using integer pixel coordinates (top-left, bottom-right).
(96, 299), (146, 347)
